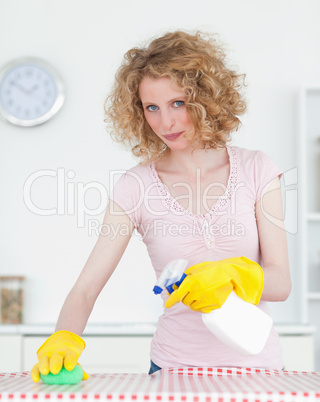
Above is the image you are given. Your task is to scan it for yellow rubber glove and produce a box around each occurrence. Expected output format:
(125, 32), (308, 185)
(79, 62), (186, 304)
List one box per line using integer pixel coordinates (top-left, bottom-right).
(31, 330), (89, 383)
(165, 256), (264, 313)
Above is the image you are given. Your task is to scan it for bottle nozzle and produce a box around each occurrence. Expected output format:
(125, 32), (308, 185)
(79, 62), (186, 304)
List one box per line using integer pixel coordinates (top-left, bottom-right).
(153, 259), (189, 295)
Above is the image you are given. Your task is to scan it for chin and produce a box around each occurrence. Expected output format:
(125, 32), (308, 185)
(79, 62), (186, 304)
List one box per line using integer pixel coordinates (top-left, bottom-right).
(166, 140), (192, 152)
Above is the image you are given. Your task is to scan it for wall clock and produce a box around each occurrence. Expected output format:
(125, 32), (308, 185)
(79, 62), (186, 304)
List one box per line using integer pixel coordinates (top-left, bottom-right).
(0, 57), (65, 127)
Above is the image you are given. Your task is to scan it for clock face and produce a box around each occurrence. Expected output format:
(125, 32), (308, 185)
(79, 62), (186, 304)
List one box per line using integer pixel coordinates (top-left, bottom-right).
(0, 58), (64, 127)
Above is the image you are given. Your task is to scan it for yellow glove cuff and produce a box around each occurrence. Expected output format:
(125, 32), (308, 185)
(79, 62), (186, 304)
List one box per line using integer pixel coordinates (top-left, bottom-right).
(37, 330), (86, 356)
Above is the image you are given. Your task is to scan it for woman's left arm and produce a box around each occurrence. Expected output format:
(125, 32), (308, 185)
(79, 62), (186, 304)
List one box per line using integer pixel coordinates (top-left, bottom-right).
(255, 176), (292, 302)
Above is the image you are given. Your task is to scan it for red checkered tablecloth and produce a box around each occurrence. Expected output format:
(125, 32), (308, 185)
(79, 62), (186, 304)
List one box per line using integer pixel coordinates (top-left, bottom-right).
(0, 368), (320, 402)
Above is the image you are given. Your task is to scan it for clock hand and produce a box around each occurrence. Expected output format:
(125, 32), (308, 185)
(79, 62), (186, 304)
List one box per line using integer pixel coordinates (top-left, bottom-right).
(12, 81), (29, 95)
(12, 81), (42, 102)
(28, 84), (39, 95)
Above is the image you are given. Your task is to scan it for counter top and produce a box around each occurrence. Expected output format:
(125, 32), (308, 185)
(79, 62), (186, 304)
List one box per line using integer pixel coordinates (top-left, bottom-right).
(1, 368), (320, 402)
(0, 323), (316, 335)
(0, 323), (157, 335)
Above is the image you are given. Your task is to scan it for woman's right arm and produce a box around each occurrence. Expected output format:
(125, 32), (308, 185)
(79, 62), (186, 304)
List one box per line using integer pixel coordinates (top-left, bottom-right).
(31, 200), (135, 382)
(55, 199), (135, 335)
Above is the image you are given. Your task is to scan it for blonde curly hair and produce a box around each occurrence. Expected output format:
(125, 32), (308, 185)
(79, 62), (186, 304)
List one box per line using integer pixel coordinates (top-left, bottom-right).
(104, 30), (246, 164)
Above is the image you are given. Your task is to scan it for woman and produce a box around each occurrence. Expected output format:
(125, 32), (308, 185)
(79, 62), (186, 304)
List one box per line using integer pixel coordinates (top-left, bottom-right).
(31, 31), (291, 382)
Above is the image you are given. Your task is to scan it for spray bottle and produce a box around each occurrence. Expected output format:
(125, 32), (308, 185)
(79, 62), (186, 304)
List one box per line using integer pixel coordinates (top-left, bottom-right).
(153, 259), (273, 355)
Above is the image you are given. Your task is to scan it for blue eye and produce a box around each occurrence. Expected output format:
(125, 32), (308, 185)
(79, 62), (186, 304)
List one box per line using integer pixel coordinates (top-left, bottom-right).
(146, 105), (158, 112)
(173, 101), (184, 108)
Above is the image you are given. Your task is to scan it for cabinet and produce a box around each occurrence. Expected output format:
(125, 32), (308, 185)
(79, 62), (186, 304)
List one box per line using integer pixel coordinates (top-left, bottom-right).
(0, 328), (316, 373)
(23, 336), (152, 373)
(0, 335), (22, 372)
(298, 87), (320, 370)
(278, 334), (314, 371)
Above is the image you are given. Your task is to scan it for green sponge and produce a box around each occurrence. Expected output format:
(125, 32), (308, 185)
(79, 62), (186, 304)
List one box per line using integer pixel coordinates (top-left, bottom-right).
(40, 365), (84, 385)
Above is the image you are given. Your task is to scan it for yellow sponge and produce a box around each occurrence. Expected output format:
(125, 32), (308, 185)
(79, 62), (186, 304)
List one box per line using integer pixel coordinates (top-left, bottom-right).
(40, 365), (84, 385)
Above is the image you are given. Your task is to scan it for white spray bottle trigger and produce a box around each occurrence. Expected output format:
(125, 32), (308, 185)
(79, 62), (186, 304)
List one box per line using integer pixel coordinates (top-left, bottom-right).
(153, 259), (188, 295)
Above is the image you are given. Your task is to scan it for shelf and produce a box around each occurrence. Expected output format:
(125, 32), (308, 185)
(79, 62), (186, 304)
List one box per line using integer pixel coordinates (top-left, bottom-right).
(299, 87), (320, 327)
(305, 87), (320, 92)
(307, 213), (320, 221)
(0, 322), (157, 335)
(307, 292), (320, 300)
(274, 324), (316, 335)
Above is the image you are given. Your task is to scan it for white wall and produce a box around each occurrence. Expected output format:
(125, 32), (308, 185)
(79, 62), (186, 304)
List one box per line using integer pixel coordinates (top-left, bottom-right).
(0, 0), (319, 330)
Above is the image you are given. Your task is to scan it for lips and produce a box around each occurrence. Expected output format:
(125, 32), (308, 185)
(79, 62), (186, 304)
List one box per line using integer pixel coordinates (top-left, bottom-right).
(163, 131), (184, 140)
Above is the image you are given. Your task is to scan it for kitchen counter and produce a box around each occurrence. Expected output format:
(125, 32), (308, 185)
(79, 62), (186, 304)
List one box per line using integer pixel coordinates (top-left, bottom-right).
(0, 322), (315, 335)
(0, 323), (157, 335)
(0, 324), (316, 373)
(0, 367), (319, 402)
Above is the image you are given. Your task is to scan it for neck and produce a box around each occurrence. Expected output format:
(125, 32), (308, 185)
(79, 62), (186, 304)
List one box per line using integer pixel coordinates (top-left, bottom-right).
(158, 146), (229, 176)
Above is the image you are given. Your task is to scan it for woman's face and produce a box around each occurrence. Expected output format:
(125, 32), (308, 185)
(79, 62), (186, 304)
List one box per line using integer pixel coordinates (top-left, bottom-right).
(139, 76), (194, 151)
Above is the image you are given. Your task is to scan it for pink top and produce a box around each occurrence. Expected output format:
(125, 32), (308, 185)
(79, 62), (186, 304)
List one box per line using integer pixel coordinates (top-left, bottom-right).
(110, 146), (283, 370)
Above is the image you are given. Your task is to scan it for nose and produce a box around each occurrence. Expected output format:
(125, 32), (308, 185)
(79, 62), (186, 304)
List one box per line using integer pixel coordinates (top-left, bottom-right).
(161, 109), (175, 132)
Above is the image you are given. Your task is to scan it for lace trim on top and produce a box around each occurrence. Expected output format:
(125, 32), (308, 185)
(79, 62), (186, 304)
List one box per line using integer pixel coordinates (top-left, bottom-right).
(147, 146), (239, 221)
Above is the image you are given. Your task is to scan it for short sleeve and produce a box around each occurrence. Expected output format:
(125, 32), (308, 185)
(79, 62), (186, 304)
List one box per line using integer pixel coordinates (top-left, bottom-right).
(254, 150), (283, 204)
(109, 169), (144, 228)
